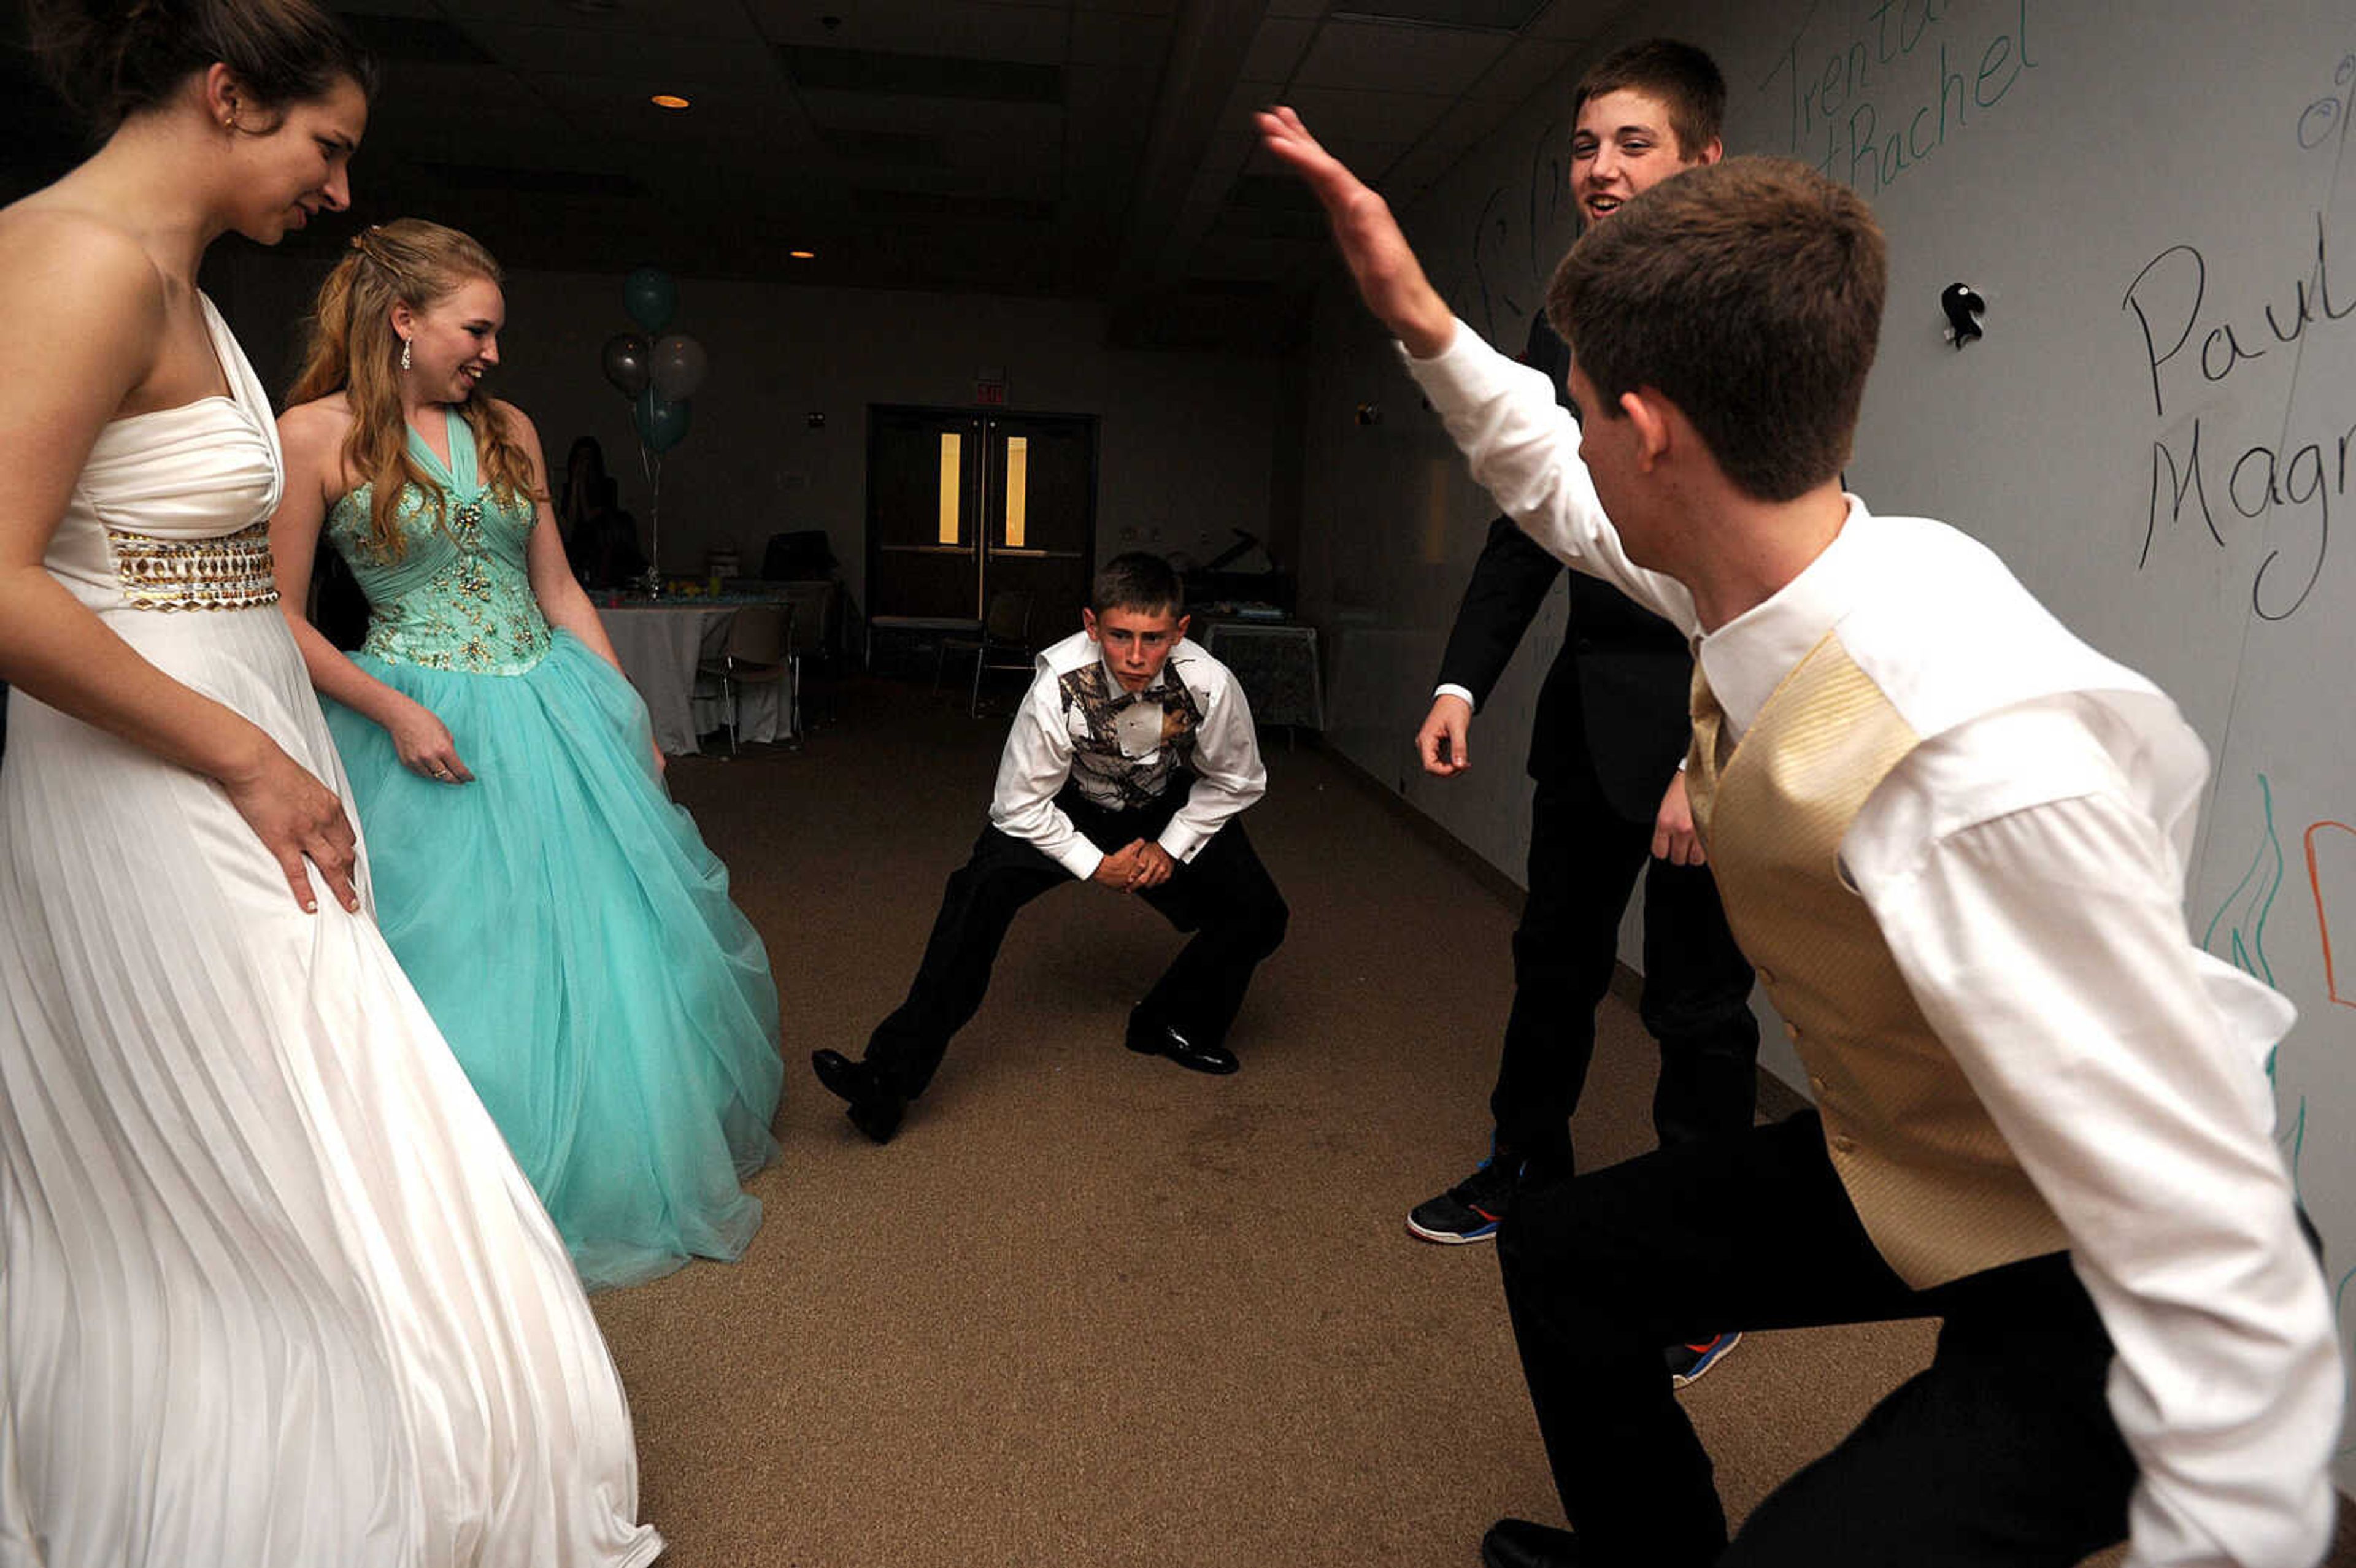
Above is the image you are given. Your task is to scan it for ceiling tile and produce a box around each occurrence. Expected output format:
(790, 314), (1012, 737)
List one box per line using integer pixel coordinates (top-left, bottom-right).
(1237, 17), (1317, 84)
(1381, 136), (1468, 194)
(798, 93), (1064, 141)
(1063, 63), (1164, 117)
(1291, 20), (1508, 96)
(1271, 83), (1453, 145)
(778, 44), (1066, 101)
(1417, 89), (1519, 152)
(429, 0), (764, 38)
(1465, 37), (1575, 105)
(758, 1), (1075, 64)
(1069, 10), (1172, 66)
(1523, 0), (1612, 43)
(459, 23), (786, 79)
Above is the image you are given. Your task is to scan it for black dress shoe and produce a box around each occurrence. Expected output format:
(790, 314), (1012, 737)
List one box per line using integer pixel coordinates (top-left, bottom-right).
(810, 1049), (906, 1143)
(1123, 1017), (1239, 1075)
(1480, 1517), (1582, 1568)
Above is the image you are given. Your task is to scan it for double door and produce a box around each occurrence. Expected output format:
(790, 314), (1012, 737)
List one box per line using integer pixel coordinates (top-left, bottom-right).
(866, 406), (1097, 645)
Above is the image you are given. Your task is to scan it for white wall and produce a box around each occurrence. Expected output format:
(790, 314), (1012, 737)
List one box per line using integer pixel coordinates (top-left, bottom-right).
(1293, 0), (2356, 1489)
(206, 252), (1288, 617)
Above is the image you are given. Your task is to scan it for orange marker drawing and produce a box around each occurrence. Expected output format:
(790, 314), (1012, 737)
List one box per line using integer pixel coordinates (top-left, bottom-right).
(2303, 821), (2356, 1010)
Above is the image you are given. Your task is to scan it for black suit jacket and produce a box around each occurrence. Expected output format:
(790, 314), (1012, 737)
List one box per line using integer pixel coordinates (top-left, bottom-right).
(1433, 315), (1690, 824)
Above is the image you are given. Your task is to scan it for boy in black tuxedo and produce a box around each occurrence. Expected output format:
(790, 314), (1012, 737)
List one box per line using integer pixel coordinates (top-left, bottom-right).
(1404, 41), (1759, 1389)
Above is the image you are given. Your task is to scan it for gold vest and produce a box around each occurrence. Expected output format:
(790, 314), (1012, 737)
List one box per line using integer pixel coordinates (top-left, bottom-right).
(1688, 631), (2070, 1289)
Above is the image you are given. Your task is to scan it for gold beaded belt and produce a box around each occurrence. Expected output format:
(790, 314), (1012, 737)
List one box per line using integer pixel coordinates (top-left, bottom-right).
(107, 521), (280, 612)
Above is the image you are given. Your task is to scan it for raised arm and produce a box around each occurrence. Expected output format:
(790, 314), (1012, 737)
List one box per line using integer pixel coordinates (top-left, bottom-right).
(0, 212), (358, 914)
(1259, 107), (1695, 634)
(1255, 107), (1457, 358)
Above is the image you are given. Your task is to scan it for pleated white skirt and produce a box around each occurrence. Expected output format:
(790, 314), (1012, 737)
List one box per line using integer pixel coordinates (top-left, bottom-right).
(0, 603), (661, 1567)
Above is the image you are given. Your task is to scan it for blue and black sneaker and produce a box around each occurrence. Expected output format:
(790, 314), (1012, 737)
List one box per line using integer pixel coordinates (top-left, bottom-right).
(1406, 1154), (1519, 1244)
(1665, 1332), (1741, 1389)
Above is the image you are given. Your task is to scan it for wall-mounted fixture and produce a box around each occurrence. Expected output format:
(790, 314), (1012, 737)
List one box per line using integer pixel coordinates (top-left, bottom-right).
(1941, 283), (1987, 348)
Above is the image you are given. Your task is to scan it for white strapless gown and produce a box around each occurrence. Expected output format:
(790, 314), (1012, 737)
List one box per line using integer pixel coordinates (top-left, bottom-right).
(0, 298), (662, 1566)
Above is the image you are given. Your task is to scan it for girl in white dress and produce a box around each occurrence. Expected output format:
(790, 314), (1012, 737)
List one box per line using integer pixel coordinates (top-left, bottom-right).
(0, 4), (661, 1563)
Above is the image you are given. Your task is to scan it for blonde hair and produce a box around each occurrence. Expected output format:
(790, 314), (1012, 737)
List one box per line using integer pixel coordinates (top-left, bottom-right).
(287, 218), (542, 558)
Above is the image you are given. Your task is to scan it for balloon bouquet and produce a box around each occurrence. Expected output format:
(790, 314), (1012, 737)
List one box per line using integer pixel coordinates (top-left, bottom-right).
(599, 267), (707, 596)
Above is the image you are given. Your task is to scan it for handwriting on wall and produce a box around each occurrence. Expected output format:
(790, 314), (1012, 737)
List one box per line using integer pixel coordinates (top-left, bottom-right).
(1464, 112), (1579, 349)
(2302, 52), (2355, 151)
(2122, 218), (2356, 619)
(2123, 48), (2356, 620)
(1757, 0), (2037, 196)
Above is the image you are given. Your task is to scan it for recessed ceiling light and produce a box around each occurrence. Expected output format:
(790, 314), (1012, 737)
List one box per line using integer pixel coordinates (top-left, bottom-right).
(789, 250), (816, 260)
(650, 93), (690, 109)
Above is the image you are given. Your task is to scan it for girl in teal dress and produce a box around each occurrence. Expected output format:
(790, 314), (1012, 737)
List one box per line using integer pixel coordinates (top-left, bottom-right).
(269, 218), (783, 1291)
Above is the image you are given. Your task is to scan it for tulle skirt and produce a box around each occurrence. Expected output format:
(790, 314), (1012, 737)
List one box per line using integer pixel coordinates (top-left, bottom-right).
(326, 631), (783, 1292)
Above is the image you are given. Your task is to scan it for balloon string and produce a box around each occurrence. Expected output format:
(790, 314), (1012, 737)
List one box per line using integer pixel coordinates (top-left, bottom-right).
(650, 451), (664, 580)
(636, 439), (656, 578)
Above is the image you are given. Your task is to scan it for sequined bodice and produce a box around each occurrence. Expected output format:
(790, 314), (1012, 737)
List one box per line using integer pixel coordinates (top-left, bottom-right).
(326, 411), (551, 675)
(40, 294), (287, 615)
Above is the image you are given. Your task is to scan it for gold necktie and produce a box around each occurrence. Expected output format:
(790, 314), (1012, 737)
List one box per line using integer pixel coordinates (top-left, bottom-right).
(1686, 656), (1727, 838)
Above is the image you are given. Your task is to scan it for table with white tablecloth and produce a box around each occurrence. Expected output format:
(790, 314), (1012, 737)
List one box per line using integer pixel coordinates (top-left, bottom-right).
(598, 601), (790, 756)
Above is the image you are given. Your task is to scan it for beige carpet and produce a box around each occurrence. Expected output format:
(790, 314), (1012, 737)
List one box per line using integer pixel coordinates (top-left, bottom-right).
(591, 677), (2335, 1568)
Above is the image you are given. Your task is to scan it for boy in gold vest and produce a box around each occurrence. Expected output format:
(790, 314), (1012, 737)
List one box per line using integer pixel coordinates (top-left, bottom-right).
(1261, 114), (2339, 1568)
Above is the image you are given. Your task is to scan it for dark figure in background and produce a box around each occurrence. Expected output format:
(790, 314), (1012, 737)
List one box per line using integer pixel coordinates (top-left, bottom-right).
(812, 552), (1287, 1143)
(558, 436), (645, 590)
(1404, 40), (1759, 1390)
(1411, 313), (1759, 1232)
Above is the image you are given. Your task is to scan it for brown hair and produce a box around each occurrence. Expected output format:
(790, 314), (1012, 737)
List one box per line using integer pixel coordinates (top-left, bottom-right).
(286, 219), (543, 559)
(27, 0), (375, 137)
(1571, 38), (1725, 160)
(1090, 551), (1183, 616)
(1546, 157), (1887, 503)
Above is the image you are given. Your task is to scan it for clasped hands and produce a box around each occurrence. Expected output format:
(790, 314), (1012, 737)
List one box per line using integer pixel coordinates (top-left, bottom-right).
(1093, 839), (1176, 893)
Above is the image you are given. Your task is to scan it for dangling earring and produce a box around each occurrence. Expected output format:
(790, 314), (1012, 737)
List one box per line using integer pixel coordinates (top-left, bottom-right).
(399, 337), (412, 373)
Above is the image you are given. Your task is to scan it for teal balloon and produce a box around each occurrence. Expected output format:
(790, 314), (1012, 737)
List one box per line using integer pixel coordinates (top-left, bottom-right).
(633, 388), (691, 453)
(622, 267), (677, 334)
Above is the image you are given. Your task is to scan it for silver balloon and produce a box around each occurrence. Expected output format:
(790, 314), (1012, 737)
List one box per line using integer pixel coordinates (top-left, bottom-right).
(601, 332), (652, 398)
(649, 333), (709, 401)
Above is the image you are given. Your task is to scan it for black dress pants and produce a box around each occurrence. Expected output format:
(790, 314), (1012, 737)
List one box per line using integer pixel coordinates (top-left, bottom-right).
(864, 786), (1288, 1097)
(1490, 765), (1759, 1169)
(1497, 1112), (2137, 1567)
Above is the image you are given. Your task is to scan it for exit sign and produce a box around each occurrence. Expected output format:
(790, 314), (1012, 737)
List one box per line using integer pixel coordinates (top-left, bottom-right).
(974, 380), (1009, 406)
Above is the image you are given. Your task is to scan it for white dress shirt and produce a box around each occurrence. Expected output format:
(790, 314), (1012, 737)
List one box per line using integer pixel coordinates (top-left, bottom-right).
(1403, 318), (2343, 1568)
(989, 629), (1266, 882)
